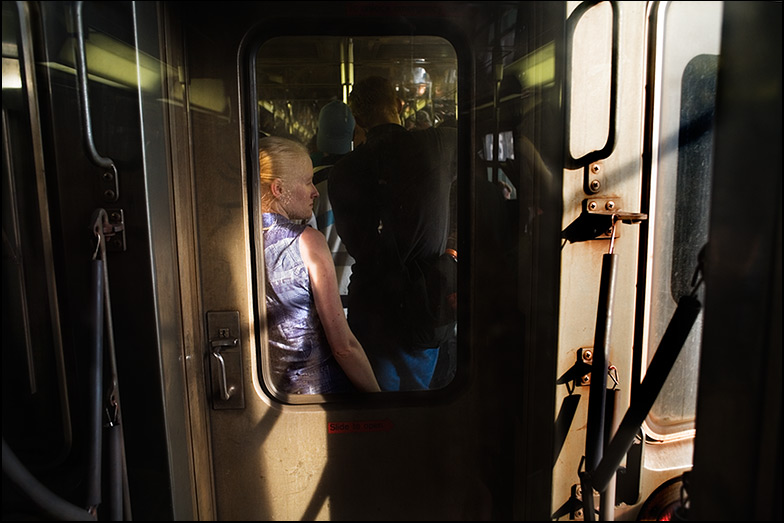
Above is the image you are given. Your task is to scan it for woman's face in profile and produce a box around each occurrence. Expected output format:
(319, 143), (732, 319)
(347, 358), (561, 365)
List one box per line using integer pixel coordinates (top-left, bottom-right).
(280, 153), (319, 221)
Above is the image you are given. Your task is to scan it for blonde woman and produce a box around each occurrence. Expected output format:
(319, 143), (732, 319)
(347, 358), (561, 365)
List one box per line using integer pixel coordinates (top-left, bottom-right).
(259, 136), (380, 394)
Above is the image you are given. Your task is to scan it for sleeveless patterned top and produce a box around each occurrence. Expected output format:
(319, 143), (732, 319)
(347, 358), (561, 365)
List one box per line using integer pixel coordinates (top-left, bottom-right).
(262, 213), (354, 394)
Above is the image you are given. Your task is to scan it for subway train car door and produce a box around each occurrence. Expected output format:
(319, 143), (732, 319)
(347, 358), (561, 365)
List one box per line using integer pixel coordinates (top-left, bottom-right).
(551, 1), (732, 520)
(172, 2), (564, 521)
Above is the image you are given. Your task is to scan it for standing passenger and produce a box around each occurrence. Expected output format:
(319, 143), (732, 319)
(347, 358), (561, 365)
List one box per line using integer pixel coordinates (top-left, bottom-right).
(330, 76), (457, 391)
(259, 136), (380, 395)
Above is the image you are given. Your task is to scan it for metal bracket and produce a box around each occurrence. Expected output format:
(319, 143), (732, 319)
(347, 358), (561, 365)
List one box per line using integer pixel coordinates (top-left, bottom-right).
(576, 348), (621, 390)
(578, 348), (593, 386)
(582, 197), (622, 239)
(563, 198), (646, 244)
(104, 208), (126, 251)
(585, 161), (605, 195)
(569, 482), (598, 520)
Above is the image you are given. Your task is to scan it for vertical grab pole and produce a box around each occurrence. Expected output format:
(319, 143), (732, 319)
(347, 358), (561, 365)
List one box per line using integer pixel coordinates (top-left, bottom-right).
(107, 417), (122, 521)
(89, 208), (129, 519)
(87, 256), (104, 513)
(601, 385), (621, 521)
(583, 249), (618, 520)
(586, 252), (618, 470)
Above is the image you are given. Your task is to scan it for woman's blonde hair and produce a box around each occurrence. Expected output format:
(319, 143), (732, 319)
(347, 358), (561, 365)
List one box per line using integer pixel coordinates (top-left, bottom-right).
(258, 136), (309, 186)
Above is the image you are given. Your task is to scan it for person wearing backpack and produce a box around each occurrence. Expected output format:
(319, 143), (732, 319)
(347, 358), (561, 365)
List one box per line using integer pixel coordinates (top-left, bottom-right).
(330, 77), (457, 391)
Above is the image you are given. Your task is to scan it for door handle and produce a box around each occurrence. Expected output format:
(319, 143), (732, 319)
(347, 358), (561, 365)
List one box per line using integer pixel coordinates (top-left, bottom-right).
(564, 1), (619, 171)
(206, 311), (245, 409)
(210, 338), (237, 400)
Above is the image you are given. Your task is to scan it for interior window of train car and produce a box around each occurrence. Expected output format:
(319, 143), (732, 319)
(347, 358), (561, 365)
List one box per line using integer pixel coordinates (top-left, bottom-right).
(252, 35), (458, 402)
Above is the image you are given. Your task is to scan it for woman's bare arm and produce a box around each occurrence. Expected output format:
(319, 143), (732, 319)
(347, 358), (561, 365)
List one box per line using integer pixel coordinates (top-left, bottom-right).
(299, 227), (381, 392)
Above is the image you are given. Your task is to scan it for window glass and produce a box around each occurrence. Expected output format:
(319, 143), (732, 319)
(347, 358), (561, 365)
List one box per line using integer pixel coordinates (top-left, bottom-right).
(644, 1), (722, 437)
(254, 36), (458, 400)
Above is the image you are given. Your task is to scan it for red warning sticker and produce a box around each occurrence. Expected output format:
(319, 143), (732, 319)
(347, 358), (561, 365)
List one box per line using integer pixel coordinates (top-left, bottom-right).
(327, 419), (394, 434)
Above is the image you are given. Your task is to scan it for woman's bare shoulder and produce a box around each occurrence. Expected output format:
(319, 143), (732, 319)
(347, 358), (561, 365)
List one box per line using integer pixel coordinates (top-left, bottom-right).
(299, 226), (330, 259)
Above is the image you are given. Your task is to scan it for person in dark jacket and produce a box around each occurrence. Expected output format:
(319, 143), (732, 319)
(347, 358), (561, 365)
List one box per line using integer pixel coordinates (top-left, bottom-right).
(330, 77), (457, 391)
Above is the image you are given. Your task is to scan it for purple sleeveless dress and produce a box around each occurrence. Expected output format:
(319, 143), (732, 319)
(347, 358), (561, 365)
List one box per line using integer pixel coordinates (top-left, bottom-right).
(262, 213), (355, 394)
